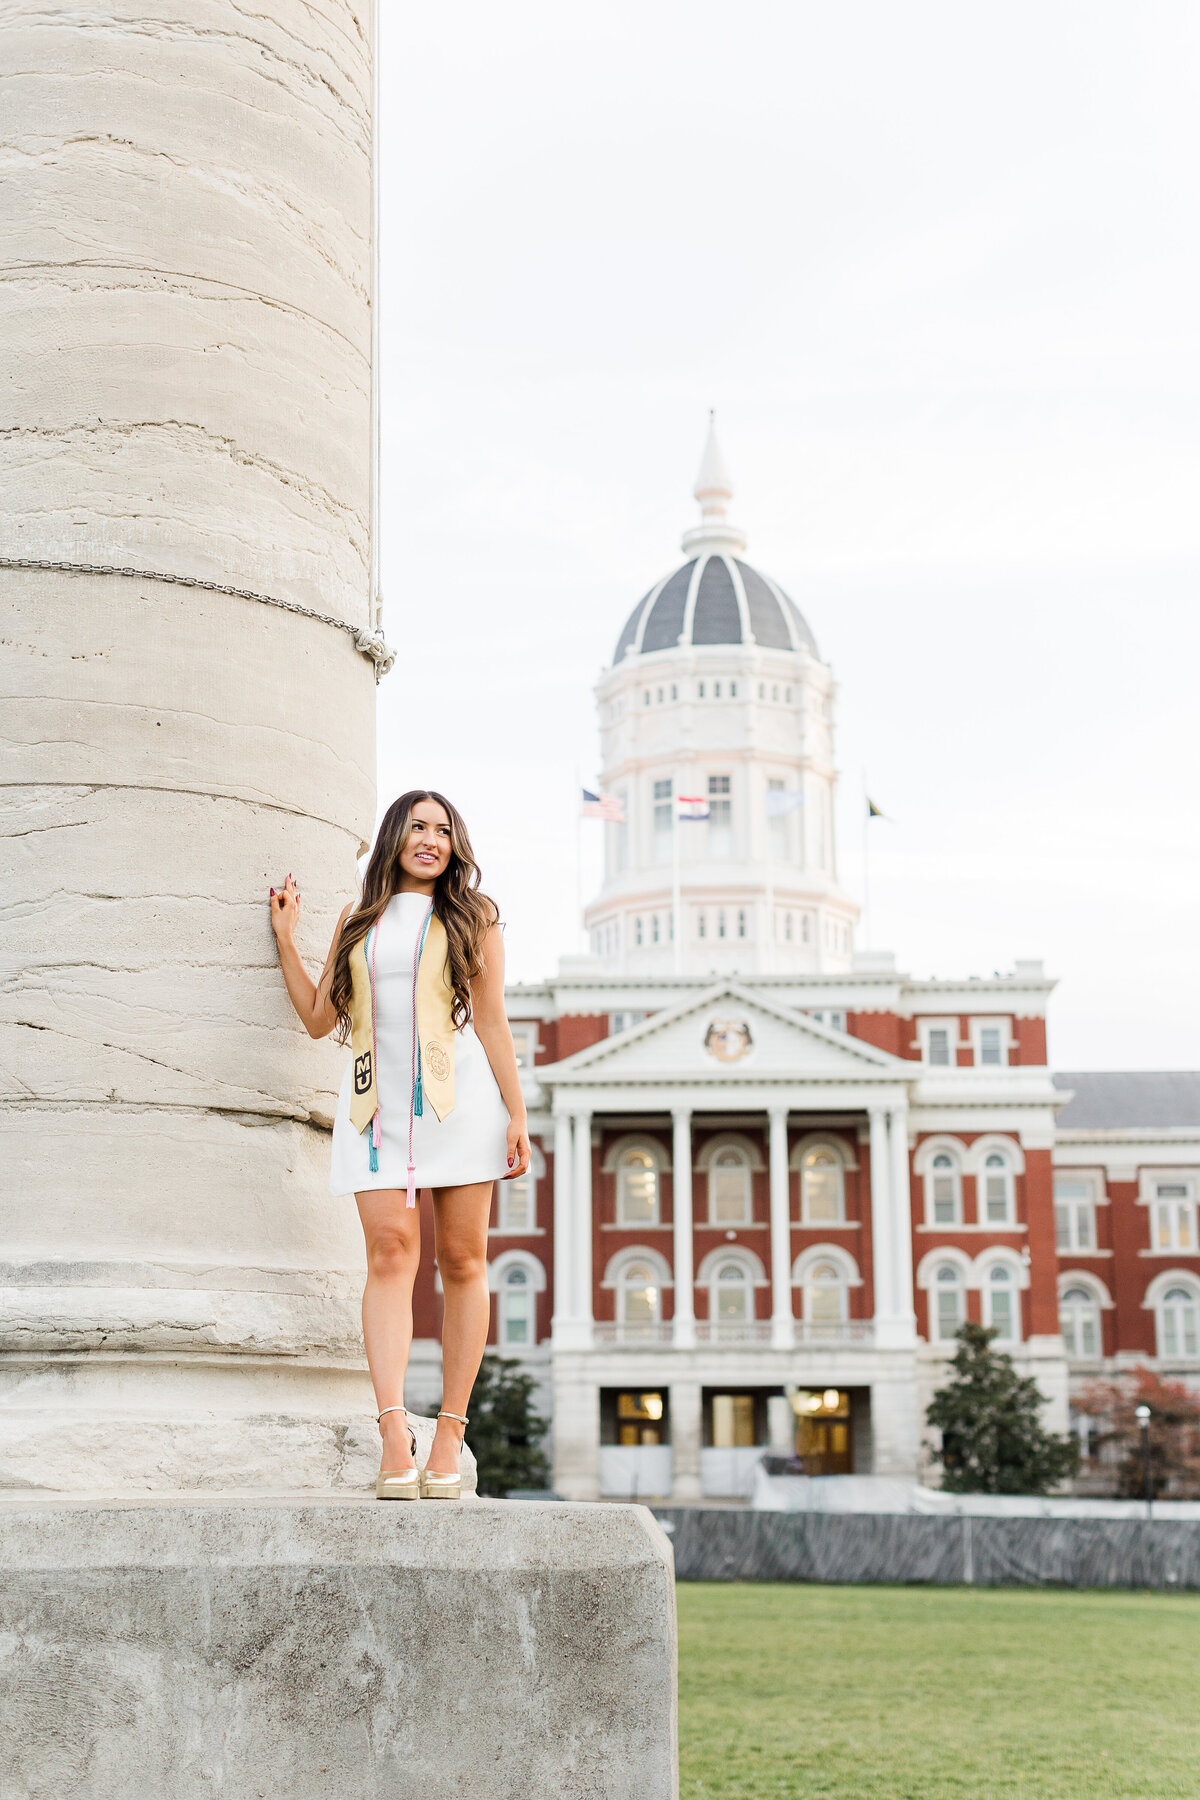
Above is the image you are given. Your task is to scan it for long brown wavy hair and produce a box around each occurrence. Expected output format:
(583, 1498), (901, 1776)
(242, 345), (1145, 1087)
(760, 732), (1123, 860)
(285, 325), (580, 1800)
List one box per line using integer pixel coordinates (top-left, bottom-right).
(329, 790), (497, 1041)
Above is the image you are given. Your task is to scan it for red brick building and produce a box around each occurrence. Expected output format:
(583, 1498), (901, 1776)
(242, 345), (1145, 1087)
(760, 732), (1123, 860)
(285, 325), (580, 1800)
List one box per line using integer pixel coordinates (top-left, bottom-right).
(409, 429), (1200, 1500)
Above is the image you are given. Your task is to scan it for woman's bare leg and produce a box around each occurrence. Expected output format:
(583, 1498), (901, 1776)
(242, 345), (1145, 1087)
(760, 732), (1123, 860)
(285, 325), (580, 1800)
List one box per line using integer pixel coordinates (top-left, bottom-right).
(429, 1180), (494, 1472)
(356, 1190), (422, 1471)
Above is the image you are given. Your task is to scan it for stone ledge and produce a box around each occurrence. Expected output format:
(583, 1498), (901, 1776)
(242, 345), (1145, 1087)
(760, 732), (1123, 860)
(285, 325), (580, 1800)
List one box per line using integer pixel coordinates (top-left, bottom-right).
(0, 1498), (678, 1800)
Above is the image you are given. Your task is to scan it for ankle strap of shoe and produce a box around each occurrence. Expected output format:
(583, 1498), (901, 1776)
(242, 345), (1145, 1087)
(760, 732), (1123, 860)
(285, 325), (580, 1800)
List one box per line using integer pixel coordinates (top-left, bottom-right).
(377, 1405), (407, 1422)
(438, 1409), (469, 1427)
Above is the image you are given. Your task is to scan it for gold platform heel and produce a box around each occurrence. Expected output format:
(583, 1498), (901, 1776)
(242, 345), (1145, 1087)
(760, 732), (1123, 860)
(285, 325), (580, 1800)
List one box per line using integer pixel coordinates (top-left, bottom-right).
(419, 1409), (468, 1500)
(375, 1405), (420, 1500)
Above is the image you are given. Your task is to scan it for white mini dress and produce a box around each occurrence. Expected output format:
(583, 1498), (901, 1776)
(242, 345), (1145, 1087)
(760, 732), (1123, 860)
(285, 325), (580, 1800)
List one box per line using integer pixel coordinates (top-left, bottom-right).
(328, 892), (511, 1197)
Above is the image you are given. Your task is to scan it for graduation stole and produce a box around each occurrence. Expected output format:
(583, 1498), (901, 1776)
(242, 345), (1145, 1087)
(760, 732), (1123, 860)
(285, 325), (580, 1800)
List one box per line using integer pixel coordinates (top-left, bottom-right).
(347, 904), (457, 1159)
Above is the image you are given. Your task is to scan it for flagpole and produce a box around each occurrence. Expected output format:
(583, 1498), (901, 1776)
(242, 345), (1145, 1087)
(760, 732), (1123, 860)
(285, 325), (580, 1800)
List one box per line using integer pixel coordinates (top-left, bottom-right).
(861, 766), (871, 951)
(575, 764), (584, 954)
(672, 781), (683, 975)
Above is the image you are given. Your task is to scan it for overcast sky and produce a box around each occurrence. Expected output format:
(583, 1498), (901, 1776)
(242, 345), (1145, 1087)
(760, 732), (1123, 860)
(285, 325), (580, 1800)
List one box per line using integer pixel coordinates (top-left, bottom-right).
(376, 1), (1200, 1070)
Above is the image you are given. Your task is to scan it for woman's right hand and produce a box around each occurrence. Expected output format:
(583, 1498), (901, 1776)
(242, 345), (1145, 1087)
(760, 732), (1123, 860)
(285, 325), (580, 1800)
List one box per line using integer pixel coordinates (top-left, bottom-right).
(269, 872), (300, 945)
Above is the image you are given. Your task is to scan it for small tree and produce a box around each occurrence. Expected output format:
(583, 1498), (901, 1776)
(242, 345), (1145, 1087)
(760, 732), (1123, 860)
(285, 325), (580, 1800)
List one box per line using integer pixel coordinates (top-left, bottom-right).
(456, 1353), (551, 1498)
(1074, 1367), (1200, 1499)
(926, 1322), (1078, 1494)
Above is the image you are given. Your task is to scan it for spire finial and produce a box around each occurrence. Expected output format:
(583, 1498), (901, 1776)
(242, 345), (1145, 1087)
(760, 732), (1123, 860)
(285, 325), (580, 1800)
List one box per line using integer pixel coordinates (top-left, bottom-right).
(681, 411), (746, 555)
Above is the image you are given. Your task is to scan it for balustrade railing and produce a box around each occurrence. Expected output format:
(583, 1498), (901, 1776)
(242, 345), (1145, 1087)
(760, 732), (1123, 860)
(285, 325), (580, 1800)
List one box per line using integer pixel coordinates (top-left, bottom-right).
(588, 1318), (875, 1347)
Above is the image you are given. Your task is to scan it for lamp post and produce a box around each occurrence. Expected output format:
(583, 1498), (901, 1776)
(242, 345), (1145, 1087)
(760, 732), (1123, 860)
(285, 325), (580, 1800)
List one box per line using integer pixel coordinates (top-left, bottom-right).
(1135, 1404), (1152, 1518)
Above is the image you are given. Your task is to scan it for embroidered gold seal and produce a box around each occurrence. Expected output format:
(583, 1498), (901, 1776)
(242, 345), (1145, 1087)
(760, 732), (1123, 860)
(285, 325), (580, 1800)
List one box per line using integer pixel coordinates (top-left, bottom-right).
(425, 1039), (450, 1082)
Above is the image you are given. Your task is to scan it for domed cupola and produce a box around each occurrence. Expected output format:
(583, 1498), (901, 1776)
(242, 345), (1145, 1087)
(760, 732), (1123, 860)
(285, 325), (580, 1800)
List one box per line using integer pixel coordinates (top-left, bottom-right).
(613, 417), (818, 665)
(585, 419), (860, 979)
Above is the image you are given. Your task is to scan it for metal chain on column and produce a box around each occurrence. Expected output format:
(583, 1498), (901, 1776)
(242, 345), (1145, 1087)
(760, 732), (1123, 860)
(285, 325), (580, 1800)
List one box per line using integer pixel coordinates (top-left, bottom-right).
(0, 555), (396, 680)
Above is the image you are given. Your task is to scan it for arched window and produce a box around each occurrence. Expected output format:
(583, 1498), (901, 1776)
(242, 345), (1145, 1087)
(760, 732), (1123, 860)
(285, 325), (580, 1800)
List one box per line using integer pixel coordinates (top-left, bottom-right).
(1061, 1286), (1101, 1359)
(500, 1265), (533, 1346)
(801, 1148), (844, 1223)
(713, 1261), (752, 1323)
(933, 1263), (964, 1342)
(1159, 1287), (1200, 1359)
(619, 1261), (661, 1331)
(982, 1152), (1014, 1226)
(984, 1264), (1019, 1342)
(709, 1147), (751, 1224)
(928, 1153), (961, 1226)
(617, 1149), (658, 1225)
(804, 1260), (847, 1324)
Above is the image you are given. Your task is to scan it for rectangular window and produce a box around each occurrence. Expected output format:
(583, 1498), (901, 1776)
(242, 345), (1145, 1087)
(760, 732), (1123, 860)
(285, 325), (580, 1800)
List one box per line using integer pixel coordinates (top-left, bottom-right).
(978, 1026), (1003, 1066)
(1054, 1177), (1096, 1252)
(717, 909), (727, 939)
(985, 1173), (1011, 1224)
(697, 911), (706, 940)
(932, 1175), (957, 1225)
(652, 777), (673, 862)
(635, 917), (643, 947)
(708, 774), (733, 857)
(1153, 1184), (1195, 1251)
(989, 1289), (1015, 1341)
(927, 1027), (952, 1066)
(936, 1287), (962, 1339)
(737, 909), (746, 939)
(711, 1394), (756, 1449)
(651, 914), (660, 944)
(768, 776), (789, 862)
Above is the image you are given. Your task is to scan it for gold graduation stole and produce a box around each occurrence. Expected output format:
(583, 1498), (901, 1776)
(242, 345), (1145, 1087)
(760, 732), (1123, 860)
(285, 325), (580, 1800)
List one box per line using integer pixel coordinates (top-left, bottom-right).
(347, 906), (456, 1142)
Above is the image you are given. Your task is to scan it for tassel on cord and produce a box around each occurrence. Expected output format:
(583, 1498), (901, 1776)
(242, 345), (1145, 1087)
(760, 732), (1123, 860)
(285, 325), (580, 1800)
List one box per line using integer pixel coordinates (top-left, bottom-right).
(369, 1111), (380, 1174)
(413, 1041), (423, 1118)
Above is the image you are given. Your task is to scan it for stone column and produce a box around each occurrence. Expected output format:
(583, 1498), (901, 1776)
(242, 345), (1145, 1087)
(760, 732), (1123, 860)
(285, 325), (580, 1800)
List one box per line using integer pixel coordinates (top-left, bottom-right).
(571, 1108), (594, 1344)
(671, 1106), (695, 1348)
(868, 1105), (894, 1337)
(670, 1379), (703, 1503)
(551, 1111), (575, 1339)
(887, 1104), (917, 1343)
(768, 1105), (794, 1348)
(0, 3), (380, 1490)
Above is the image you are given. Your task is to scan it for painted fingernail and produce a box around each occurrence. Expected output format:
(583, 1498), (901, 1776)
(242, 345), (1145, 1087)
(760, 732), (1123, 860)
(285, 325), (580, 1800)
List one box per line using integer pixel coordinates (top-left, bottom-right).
(270, 888), (275, 896)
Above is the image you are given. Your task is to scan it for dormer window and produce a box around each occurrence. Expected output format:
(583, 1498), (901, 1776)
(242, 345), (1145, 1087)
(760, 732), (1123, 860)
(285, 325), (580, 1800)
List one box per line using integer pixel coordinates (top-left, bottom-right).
(928, 1028), (951, 1066)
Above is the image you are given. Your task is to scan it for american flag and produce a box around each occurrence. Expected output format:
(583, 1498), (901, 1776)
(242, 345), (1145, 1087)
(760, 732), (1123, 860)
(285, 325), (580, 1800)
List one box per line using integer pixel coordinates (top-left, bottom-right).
(581, 787), (626, 822)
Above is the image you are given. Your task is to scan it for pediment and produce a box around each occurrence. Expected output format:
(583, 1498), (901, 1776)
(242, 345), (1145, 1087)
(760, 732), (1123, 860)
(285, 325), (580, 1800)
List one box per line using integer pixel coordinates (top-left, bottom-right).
(541, 983), (907, 1086)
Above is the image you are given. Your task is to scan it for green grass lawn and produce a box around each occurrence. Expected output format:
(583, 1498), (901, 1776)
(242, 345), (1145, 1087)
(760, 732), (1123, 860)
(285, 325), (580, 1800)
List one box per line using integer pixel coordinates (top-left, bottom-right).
(678, 1583), (1200, 1799)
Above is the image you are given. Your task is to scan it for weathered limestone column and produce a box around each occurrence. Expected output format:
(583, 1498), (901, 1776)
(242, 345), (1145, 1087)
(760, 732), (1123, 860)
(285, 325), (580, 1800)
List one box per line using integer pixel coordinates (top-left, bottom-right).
(0, 4), (382, 1487)
(671, 1106), (695, 1349)
(887, 1104), (917, 1343)
(669, 1379), (703, 1503)
(768, 1105), (794, 1348)
(868, 1105), (895, 1338)
(571, 1108), (594, 1340)
(552, 1110), (575, 1338)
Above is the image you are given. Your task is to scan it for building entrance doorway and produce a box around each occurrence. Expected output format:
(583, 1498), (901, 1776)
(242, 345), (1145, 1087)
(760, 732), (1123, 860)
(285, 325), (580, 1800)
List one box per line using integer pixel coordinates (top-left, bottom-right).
(791, 1388), (853, 1474)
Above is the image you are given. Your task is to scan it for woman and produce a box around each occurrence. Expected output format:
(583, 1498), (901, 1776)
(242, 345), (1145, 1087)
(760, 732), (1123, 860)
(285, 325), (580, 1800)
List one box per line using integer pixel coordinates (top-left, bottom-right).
(269, 789), (530, 1500)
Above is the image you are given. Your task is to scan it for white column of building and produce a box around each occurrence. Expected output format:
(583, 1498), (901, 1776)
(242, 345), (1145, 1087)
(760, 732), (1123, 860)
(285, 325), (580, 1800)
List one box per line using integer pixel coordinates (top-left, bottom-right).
(551, 1110), (575, 1340)
(571, 1108), (594, 1344)
(887, 1104), (917, 1343)
(868, 1105), (895, 1338)
(671, 1106), (696, 1349)
(768, 1106), (794, 1349)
